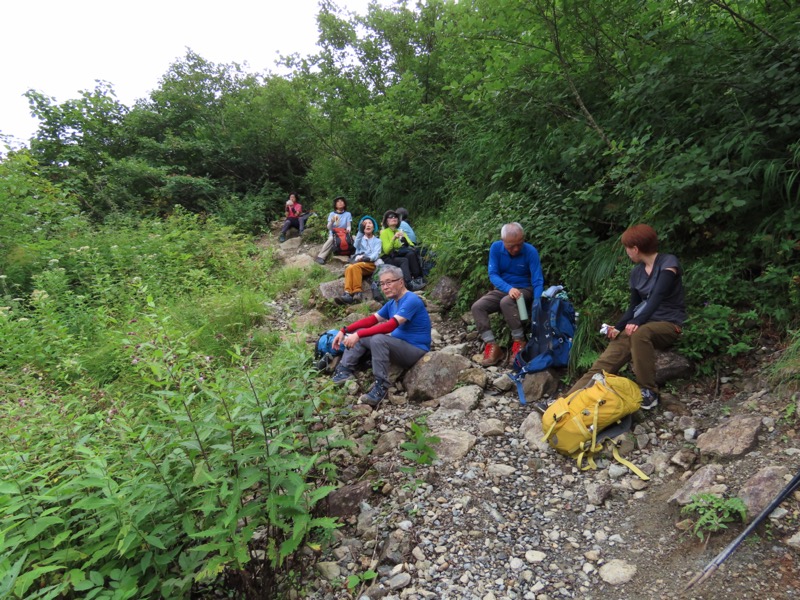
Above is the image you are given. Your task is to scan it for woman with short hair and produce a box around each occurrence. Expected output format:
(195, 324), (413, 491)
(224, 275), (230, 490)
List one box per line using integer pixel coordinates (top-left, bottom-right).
(565, 224), (686, 410)
(379, 210), (425, 291)
(335, 216), (382, 305)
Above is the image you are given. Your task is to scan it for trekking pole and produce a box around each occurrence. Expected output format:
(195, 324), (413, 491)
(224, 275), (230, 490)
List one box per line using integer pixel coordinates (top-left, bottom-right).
(683, 467), (800, 593)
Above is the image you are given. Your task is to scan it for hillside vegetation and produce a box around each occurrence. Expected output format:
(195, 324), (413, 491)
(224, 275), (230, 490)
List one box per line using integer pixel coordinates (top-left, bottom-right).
(1, 0), (799, 597)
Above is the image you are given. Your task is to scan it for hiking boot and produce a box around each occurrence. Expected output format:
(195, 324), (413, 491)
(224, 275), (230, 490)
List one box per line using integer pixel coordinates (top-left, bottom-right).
(359, 381), (388, 407)
(508, 338), (525, 367)
(334, 292), (354, 305)
(640, 388), (659, 410)
(480, 342), (503, 367)
(409, 278), (426, 291)
(331, 366), (355, 384)
(352, 292), (363, 303)
(315, 257), (326, 265)
(279, 234), (286, 243)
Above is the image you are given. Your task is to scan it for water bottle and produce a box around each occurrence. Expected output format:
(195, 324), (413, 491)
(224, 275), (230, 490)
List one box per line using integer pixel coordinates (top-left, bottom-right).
(516, 296), (529, 321)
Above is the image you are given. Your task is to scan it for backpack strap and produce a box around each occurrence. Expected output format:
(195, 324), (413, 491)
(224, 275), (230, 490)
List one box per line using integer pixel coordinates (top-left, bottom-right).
(575, 438), (650, 481)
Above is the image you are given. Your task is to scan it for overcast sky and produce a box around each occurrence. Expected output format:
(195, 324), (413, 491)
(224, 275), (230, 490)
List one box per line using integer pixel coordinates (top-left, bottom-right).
(1, 0), (380, 146)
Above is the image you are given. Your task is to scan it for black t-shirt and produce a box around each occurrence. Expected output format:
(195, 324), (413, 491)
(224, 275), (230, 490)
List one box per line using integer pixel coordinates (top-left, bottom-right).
(628, 253), (686, 326)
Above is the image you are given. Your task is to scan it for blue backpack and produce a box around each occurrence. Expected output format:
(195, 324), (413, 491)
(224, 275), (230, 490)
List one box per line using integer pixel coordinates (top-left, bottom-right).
(510, 292), (577, 405)
(314, 329), (344, 372)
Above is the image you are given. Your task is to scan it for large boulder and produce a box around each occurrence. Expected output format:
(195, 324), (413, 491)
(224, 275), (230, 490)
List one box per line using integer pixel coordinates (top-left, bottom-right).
(318, 279), (346, 300)
(318, 278), (372, 301)
(668, 464), (727, 506)
(427, 275), (460, 310)
(438, 385), (482, 411)
(696, 416), (762, 458)
(325, 480), (375, 519)
(403, 351), (473, 402)
(520, 370), (560, 403)
(284, 254), (315, 269)
(654, 350), (693, 384)
(738, 465), (791, 522)
(520, 412), (551, 453)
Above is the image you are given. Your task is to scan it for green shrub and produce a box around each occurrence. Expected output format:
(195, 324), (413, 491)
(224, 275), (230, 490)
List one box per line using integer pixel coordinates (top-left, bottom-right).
(681, 494), (747, 543)
(0, 309), (344, 599)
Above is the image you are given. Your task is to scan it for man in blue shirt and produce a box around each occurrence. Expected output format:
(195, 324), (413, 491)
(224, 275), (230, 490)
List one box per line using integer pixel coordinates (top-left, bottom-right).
(330, 265), (432, 407)
(471, 222), (544, 367)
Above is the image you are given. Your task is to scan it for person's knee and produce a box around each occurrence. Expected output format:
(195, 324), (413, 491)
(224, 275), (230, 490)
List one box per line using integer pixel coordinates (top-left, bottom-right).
(471, 296), (487, 315)
(370, 334), (390, 351)
(499, 295), (516, 312)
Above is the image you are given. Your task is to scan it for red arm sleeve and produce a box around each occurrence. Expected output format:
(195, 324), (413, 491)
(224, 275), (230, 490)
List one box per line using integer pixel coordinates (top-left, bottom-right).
(356, 317), (399, 338)
(345, 314), (378, 332)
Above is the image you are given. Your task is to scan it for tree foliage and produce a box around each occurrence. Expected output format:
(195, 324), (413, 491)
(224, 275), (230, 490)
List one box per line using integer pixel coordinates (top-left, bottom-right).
(7, 0), (800, 329)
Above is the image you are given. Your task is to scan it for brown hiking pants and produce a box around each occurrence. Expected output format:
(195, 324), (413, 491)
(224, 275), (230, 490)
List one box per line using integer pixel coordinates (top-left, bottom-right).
(567, 321), (681, 394)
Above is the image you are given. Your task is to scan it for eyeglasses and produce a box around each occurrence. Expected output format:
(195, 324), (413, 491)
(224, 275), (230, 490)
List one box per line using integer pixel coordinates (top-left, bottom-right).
(379, 278), (402, 287)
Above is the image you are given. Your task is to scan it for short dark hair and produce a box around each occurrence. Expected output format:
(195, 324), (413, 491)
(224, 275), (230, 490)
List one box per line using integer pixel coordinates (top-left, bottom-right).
(621, 224), (658, 254)
(333, 196), (347, 210)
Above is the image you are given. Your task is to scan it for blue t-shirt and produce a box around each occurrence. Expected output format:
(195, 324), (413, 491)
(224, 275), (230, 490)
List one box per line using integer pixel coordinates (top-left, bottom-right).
(378, 291), (432, 351)
(487, 240), (544, 299)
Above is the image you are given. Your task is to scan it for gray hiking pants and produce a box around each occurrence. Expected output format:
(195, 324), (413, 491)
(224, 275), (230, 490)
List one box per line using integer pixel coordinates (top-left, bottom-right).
(339, 334), (427, 386)
(471, 288), (533, 342)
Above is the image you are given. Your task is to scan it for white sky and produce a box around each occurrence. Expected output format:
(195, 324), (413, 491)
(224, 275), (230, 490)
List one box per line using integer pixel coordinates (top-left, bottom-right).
(0, 0), (379, 146)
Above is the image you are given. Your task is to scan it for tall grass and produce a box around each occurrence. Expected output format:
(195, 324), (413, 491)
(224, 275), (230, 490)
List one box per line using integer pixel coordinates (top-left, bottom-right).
(0, 209), (347, 598)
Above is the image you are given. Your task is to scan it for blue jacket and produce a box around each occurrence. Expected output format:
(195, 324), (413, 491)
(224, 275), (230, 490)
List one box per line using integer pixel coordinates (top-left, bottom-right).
(488, 240), (544, 299)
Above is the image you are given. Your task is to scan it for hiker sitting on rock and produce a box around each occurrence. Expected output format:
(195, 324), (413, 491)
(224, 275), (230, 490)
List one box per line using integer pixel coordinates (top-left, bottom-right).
(380, 210), (425, 292)
(315, 196), (353, 265)
(279, 192), (312, 242)
(335, 216), (381, 305)
(566, 223), (686, 410)
(331, 265), (432, 407)
(395, 207), (417, 244)
(471, 222), (544, 367)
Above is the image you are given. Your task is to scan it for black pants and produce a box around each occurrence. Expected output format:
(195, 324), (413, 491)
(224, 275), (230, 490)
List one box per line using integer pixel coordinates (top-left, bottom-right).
(384, 249), (422, 281)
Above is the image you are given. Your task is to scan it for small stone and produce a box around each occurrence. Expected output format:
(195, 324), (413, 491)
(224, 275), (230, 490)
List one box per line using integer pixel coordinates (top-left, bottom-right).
(387, 572), (412, 590)
(316, 561), (341, 581)
(526, 550), (546, 563)
(599, 559), (637, 585)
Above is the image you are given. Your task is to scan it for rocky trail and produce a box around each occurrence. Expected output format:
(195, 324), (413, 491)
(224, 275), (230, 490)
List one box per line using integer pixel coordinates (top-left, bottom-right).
(265, 231), (800, 600)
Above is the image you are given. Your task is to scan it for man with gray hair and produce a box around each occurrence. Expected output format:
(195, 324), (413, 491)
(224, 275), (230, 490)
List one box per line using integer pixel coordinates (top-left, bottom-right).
(471, 222), (544, 367)
(330, 265), (432, 407)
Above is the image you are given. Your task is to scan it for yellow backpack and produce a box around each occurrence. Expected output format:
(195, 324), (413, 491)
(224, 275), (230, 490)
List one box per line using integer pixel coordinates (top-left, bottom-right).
(541, 372), (649, 480)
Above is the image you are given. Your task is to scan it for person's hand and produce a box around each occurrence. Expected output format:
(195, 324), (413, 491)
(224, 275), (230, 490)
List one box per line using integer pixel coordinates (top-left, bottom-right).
(624, 323), (639, 336)
(343, 332), (360, 348)
(508, 287), (522, 300)
(394, 231), (403, 240)
(607, 326), (620, 339)
(332, 330), (345, 351)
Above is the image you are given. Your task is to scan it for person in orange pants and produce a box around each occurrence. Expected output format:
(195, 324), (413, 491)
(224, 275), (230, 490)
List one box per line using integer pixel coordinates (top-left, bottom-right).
(335, 216), (382, 305)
